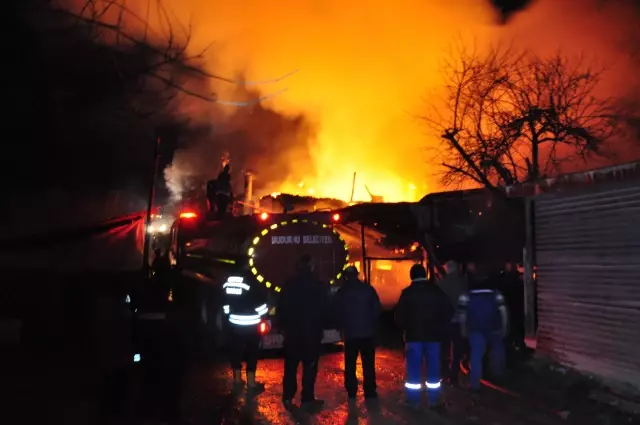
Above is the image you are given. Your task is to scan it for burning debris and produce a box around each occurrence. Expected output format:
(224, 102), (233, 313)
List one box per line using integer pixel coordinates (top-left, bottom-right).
(260, 193), (347, 214)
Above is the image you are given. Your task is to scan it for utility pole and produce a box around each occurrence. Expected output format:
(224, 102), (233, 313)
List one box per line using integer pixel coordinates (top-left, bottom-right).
(142, 135), (161, 276)
(350, 172), (356, 203)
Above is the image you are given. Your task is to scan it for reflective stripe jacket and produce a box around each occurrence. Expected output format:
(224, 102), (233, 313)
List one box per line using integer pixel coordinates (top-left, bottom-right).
(222, 278), (268, 332)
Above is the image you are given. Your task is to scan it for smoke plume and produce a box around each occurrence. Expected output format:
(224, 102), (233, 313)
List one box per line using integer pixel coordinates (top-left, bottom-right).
(164, 82), (317, 201)
(144, 0), (639, 201)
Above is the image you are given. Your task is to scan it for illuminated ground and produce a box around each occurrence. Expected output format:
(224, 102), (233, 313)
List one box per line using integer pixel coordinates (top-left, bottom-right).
(184, 347), (567, 425)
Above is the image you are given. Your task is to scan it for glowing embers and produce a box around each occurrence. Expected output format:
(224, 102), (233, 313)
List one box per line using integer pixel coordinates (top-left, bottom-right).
(247, 218), (349, 290)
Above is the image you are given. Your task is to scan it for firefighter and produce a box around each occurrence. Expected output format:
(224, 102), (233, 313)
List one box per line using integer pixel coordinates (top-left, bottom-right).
(334, 265), (381, 401)
(215, 164), (233, 219)
(222, 275), (268, 394)
(438, 260), (468, 385)
(395, 264), (453, 409)
(277, 255), (329, 412)
(206, 178), (217, 216)
(458, 265), (509, 391)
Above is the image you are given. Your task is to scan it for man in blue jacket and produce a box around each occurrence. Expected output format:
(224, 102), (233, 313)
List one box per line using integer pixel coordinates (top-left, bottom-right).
(334, 266), (381, 401)
(458, 265), (509, 391)
(396, 264), (454, 408)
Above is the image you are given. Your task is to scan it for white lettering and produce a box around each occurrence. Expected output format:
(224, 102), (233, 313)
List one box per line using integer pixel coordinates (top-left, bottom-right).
(303, 235), (333, 244)
(270, 235), (334, 245)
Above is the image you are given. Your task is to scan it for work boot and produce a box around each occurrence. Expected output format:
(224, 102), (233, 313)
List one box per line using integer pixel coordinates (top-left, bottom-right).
(246, 371), (265, 395)
(301, 399), (324, 412)
(282, 399), (295, 411)
(232, 369), (244, 392)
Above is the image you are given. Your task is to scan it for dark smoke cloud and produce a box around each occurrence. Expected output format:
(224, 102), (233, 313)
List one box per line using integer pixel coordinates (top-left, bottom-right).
(488, 0), (536, 23)
(165, 83), (316, 201)
(5, 0), (214, 236)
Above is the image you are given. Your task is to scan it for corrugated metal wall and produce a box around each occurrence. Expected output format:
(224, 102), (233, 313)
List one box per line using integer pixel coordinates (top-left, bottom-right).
(535, 181), (640, 387)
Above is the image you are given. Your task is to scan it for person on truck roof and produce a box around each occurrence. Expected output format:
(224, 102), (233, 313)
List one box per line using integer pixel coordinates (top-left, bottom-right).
(215, 163), (233, 219)
(277, 255), (329, 412)
(221, 275), (268, 395)
(206, 178), (217, 216)
(334, 265), (381, 402)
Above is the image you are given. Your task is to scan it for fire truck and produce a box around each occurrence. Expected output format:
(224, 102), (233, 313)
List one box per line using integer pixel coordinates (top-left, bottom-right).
(168, 208), (351, 349)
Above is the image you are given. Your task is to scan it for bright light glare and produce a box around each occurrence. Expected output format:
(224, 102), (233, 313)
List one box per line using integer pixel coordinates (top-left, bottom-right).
(180, 212), (197, 219)
(260, 212), (269, 220)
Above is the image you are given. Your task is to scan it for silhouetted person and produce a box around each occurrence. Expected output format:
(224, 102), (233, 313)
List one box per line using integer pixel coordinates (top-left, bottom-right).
(395, 264), (453, 409)
(137, 274), (189, 423)
(215, 164), (233, 219)
(334, 266), (381, 401)
(438, 260), (468, 385)
(206, 178), (217, 216)
(277, 255), (329, 412)
(498, 263), (525, 355)
(459, 265), (509, 391)
(95, 283), (134, 424)
(152, 248), (170, 275)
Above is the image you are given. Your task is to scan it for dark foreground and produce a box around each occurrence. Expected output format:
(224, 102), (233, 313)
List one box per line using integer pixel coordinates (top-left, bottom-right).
(6, 340), (639, 425)
(189, 346), (563, 425)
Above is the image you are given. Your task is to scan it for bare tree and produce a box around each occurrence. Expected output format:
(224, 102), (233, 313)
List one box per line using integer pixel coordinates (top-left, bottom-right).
(52, 0), (293, 109)
(423, 43), (629, 189)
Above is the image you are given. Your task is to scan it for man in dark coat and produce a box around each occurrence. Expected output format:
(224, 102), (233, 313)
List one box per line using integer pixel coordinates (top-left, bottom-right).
(277, 255), (329, 411)
(395, 264), (454, 408)
(438, 260), (468, 385)
(334, 266), (381, 401)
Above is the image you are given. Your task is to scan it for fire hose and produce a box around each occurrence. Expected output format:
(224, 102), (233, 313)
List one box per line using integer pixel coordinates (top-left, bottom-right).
(457, 358), (565, 418)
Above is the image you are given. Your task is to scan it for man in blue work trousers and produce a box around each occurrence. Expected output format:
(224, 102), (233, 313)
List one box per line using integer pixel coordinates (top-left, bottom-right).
(458, 265), (509, 391)
(395, 264), (454, 409)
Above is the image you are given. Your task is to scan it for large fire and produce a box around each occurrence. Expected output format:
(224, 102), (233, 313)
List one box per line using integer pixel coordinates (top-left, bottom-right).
(134, 0), (637, 202)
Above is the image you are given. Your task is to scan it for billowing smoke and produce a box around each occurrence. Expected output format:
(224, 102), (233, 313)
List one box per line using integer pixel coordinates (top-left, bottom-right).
(164, 83), (317, 201)
(152, 0), (640, 200)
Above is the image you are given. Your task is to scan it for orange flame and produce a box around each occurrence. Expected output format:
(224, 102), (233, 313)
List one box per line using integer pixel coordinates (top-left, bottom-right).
(134, 0), (638, 202)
